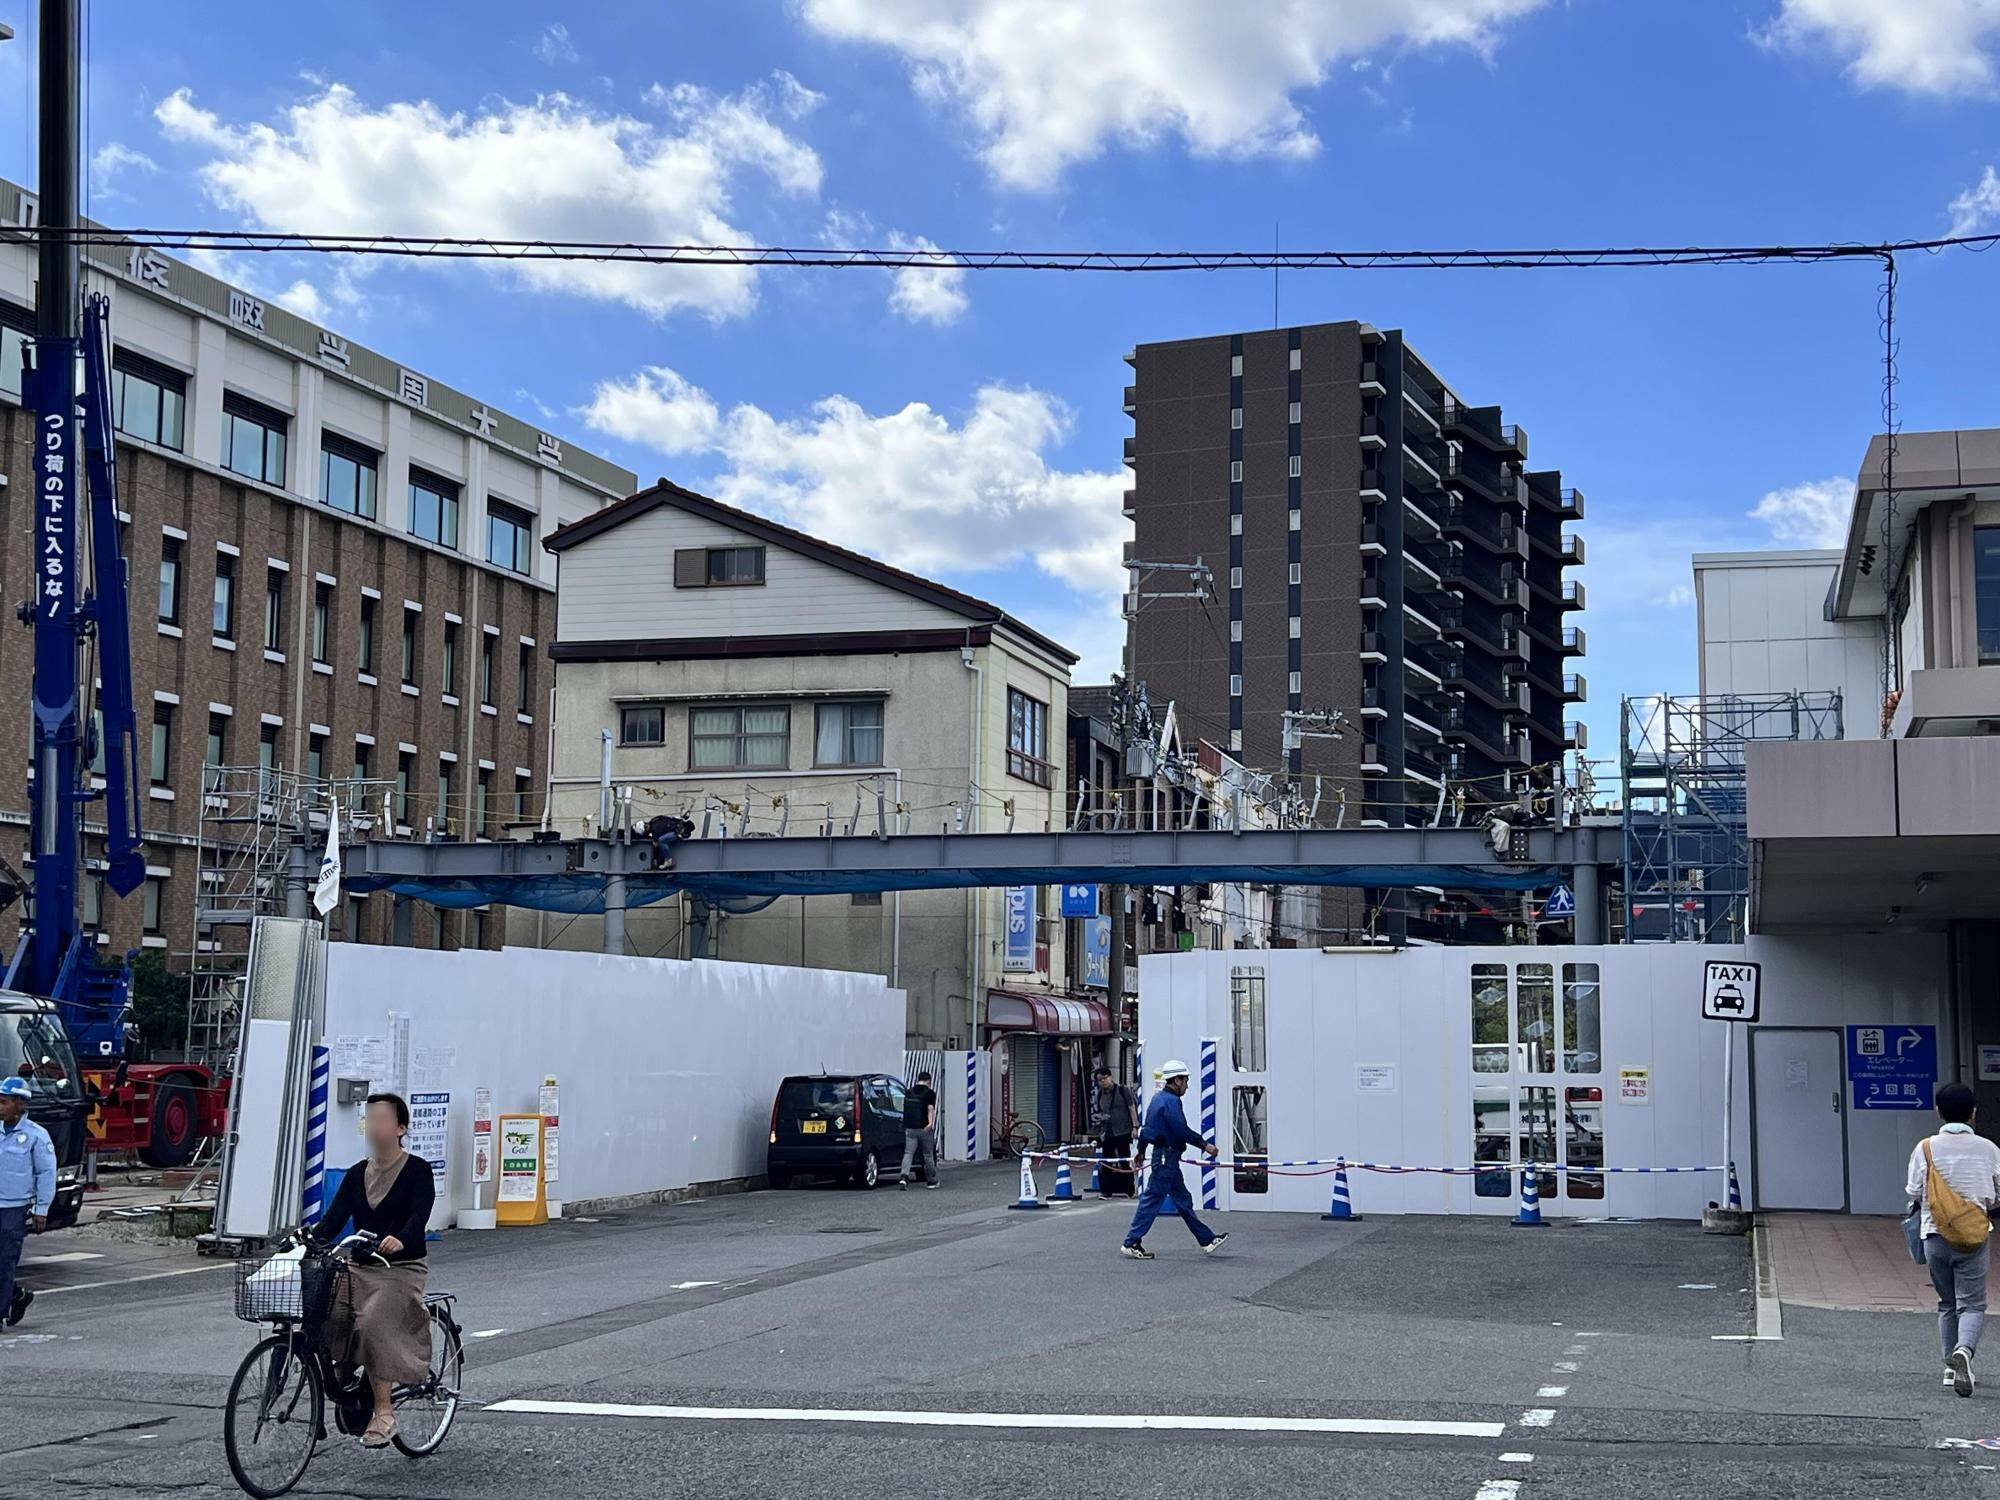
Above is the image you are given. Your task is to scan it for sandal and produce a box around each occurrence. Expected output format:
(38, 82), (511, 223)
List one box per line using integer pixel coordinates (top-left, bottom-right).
(361, 1414), (397, 1449)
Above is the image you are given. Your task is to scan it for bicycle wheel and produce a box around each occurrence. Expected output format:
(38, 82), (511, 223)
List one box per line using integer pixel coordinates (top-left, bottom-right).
(224, 1333), (322, 1499)
(1005, 1119), (1046, 1159)
(391, 1306), (463, 1457)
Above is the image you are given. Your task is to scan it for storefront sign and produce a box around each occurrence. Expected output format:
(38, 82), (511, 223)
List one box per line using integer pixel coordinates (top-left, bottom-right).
(1003, 887), (1036, 972)
(471, 1086), (494, 1185)
(1083, 917), (1111, 989)
(1061, 884), (1099, 918)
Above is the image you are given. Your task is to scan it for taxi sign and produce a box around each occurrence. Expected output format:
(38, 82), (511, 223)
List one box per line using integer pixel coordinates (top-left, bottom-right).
(1701, 959), (1761, 1023)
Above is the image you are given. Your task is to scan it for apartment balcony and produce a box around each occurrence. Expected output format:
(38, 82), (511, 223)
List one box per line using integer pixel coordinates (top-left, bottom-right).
(1561, 532), (1585, 566)
(1361, 632), (1388, 663)
(1361, 743), (1389, 774)
(1359, 684), (1388, 719)
(1360, 571), (1388, 610)
(1439, 400), (1527, 460)
(1561, 579), (1586, 611)
(1438, 702), (1516, 763)
(1499, 626), (1531, 664)
(1443, 451), (1523, 508)
(1360, 467), (1388, 500)
(1439, 553), (1530, 612)
(1561, 625), (1587, 655)
(1123, 436), (1135, 468)
(1562, 671), (1588, 702)
(1359, 413), (1386, 451)
(1444, 497), (1529, 558)
(1404, 741), (1445, 784)
(1402, 382), (1442, 431)
(1403, 600), (1443, 642)
(1557, 487), (1585, 519)
(1565, 720), (1589, 751)
(1123, 488), (1136, 519)
(1123, 383), (1137, 413)
(1359, 361), (1386, 395)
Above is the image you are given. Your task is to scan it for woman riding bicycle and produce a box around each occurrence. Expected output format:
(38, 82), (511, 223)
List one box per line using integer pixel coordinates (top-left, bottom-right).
(309, 1092), (436, 1450)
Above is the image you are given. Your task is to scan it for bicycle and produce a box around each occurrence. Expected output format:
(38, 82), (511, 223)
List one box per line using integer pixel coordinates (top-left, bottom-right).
(994, 1111), (1047, 1160)
(223, 1230), (465, 1499)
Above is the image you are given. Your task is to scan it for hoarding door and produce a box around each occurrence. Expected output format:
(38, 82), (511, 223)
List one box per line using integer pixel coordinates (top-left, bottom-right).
(1751, 1027), (1847, 1211)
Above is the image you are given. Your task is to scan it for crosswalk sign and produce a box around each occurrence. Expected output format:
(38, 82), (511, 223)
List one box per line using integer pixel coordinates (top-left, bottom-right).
(1545, 885), (1575, 918)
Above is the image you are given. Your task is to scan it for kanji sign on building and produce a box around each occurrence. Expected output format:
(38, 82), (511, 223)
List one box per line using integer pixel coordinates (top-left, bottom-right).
(1846, 1025), (1937, 1111)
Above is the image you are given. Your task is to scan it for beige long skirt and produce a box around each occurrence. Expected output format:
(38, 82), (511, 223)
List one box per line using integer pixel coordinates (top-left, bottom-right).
(328, 1261), (431, 1384)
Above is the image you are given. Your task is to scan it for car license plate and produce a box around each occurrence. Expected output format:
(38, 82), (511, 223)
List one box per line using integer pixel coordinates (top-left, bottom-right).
(800, 1120), (827, 1134)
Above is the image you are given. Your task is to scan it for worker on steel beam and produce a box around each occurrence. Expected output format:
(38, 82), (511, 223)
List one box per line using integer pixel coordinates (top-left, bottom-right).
(0, 1076), (56, 1328)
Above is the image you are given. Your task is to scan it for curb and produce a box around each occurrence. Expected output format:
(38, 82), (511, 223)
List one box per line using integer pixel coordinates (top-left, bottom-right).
(1751, 1220), (1784, 1340)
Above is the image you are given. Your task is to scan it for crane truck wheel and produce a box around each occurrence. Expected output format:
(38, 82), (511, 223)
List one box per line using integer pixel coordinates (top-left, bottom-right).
(139, 1079), (199, 1169)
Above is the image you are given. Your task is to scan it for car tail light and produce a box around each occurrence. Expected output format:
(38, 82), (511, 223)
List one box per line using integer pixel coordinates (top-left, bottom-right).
(852, 1083), (863, 1143)
(1567, 1087), (1602, 1103)
(769, 1093), (781, 1144)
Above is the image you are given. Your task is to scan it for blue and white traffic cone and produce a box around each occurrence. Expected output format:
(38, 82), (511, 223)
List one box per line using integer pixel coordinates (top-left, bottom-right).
(1321, 1159), (1363, 1222)
(1512, 1165), (1548, 1228)
(1726, 1162), (1743, 1213)
(1007, 1154), (1045, 1211)
(1089, 1157), (1103, 1195)
(1049, 1147), (1080, 1204)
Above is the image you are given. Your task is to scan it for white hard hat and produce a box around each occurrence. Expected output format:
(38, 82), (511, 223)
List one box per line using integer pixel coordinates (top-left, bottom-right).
(1158, 1059), (1191, 1081)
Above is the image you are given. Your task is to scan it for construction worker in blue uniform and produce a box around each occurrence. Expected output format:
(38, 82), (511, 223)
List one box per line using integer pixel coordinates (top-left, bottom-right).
(1121, 1059), (1229, 1260)
(0, 1076), (56, 1327)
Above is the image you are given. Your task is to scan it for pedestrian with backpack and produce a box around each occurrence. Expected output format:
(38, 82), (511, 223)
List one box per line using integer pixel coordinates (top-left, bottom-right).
(1906, 1081), (2000, 1397)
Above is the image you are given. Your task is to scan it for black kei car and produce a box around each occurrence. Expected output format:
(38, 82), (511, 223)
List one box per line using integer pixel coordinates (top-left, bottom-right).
(767, 1073), (915, 1190)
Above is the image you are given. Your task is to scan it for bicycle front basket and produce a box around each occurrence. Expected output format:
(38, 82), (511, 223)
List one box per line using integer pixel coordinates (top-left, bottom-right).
(235, 1252), (306, 1323)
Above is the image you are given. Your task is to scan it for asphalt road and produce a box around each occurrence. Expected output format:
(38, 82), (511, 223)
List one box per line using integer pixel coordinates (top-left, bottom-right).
(3, 1162), (1996, 1499)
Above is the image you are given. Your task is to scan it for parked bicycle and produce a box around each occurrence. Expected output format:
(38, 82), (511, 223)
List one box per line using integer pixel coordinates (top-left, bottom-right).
(994, 1110), (1047, 1159)
(223, 1230), (464, 1498)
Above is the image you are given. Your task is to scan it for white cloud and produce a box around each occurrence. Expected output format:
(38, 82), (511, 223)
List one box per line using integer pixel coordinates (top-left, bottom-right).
(1949, 164), (2000, 235)
(797, 0), (1547, 189)
(1749, 476), (1853, 546)
(154, 75), (823, 322)
(89, 142), (157, 195)
(1759, 0), (2000, 96)
(885, 232), (970, 325)
(533, 22), (579, 65)
(579, 368), (1128, 645)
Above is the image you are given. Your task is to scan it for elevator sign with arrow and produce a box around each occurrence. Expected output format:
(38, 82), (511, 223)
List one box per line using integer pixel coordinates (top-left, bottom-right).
(1846, 1024), (1937, 1111)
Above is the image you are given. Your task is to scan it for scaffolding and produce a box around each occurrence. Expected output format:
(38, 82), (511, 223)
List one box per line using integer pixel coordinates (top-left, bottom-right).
(184, 766), (393, 1068)
(1619, 692), (1843, 943)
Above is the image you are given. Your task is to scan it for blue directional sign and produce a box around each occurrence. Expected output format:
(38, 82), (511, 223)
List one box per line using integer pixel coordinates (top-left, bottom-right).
(1082, 916), (1111, 989)
(1545, 885), (1575, 918)
(1060, 883), (1099, 919)
(1846, 1024), (1937, 1111)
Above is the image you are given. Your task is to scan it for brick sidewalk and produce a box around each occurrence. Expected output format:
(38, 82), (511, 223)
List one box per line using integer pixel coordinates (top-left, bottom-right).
(1765, 1212), (1934, 1312)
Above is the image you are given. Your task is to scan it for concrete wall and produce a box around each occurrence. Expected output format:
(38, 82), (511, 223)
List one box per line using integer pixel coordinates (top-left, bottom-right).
(323, 944), (906, 1224)
(1140, 934), (1946, 1219)
(1694, 550), (1878, 733)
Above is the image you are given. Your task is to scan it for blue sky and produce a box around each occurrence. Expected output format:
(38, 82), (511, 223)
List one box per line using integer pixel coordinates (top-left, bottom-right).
(4, 0), (1999, 768)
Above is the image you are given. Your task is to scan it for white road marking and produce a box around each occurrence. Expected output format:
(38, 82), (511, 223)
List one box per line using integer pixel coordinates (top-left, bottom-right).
(1498, 1453), (1535, 1464)
(1564, 1345), (1586, 1356)
(670, 1281), (720, 1290)
(485, 1400), (1507, 1438)
(470, 1329), (508, 1339)
(1678, 1282), (1717, 1290)
(1536, 1386), (1568, 1398)
(1711, 1334), (1782, 1342)
(1475, 1481), (1522, 1499)
(1518, 1409), (1557, 1428)
(1552, 1361), (1579, 1372)
(37, 1262), (231, 1295)
(21, 1251), (104, 1266)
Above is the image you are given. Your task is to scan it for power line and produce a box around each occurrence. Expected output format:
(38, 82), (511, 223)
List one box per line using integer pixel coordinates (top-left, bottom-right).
(18, 225), (2000, 270)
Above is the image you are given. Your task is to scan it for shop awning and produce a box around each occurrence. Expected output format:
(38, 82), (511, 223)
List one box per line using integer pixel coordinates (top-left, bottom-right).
(986, 992), (1113, 1035)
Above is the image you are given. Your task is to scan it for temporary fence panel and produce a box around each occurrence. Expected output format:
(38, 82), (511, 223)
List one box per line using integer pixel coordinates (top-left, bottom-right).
(935, 1049), (988, 1163)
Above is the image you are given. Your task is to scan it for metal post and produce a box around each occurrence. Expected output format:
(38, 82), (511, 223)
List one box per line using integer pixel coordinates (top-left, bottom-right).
(1108, 882), (1128, 1055)
(603, 838), (627, 955)
(597, 728), (613, 833)
(1573, 858), (1602, 945)
(1720, 1022), (1735, 1203)
(283, 838), (310, 919)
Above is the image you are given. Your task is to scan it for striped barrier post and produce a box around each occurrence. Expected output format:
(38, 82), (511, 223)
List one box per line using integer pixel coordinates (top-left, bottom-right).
(1007, 1153), (1044, 1210)
(1132, 1041), (1145, 1196)
(1199, 1038), (1219, 1211)
(302, 1044), (330, 1225)
(1049, 1146), (1079, 1203)
(1512, 1165), (1547, 1228)
(965, 1052), (978, 1164)
(1321, 1158), (1362, 1222)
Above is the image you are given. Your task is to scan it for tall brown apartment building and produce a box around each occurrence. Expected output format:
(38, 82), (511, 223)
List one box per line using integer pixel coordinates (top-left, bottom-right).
(0, 178), (634, 968)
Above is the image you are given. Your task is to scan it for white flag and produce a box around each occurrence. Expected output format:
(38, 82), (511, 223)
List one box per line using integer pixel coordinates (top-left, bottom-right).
(313, 795), (342, 916)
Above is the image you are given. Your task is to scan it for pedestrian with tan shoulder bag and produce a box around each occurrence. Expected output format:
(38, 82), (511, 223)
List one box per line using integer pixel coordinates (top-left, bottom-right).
(1906, 1082), (2000, 1397)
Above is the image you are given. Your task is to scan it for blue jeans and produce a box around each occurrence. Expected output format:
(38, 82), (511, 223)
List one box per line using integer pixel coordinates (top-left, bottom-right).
(1124, 1154), (1215, 1247)
(0, 1205), (28, 1315)
(1926, 1235), (1990, 1361)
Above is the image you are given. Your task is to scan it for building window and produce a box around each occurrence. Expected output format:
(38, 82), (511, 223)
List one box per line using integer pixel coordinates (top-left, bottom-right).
(1230, 461), (1243, 483)
(1229, 729), (1242, 752)
(402, 607), (420, 686)
(312, 582), (332, 665)
(142, 876), (164, 936)
(476, 769), (492, 837)
(815, 701), (884, 766)
(353, 740), (372, 785)
(89, 708), (106, 775)
(112, 351), (186, 451)
(1289, 348), (1301, 372)
(518, 642), (534, 716)
(442, 620), (460, 697)
(1229, 674), (1243, 697)
(1289, 401), (1301, 424)
(514, 772), (532, 821)
(396, 752), (413, 825)
(220, 392), (288, 485)
(150, 703), (173, 784)
(0, 300), (29, 401)
(1289, 455), (1302, 478)
(1289, 508), (1301, 530)
(158, 536), (182, 625)
(1230, 620), (1242, 642)
(673, 545), (767, 588)
(1288, 671), (1301, 694)
(264, 567), (285, 653)
(620, 704), (664, 745)
(1231, 407), (1242, 430)
(1230, 965), (1268, 1071)
(1288, 562), (1301, 585)
(212, 551), (235, 639)
(83, 872), (103, 930)
(409, 467), (461, 549)
(480, 634), (496, 706)
(207, 712), (228, 770)
(437, 760), (454, 832)
(1289, 616), (1301, 638)
(358, 595), (376, 675)
(259, 721), (280, 773)
(320, 433), (379, 520)
(1006, 689), (1052, 787)
(1231, 354), (1243, 376)
(1978, 527), (2000, 663)
(1230, 514), (1243, 536)
(307, 731), (326, 782)
(691, 705), (789, 770)
(486, 498), (534, 574)
(1229, 566), (1243, 590)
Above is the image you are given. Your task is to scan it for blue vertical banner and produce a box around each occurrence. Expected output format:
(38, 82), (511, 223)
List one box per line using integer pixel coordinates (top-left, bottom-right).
(302, 1044), (330, 1224)
(1082, 917), (1111, 988)
(1200, 1037), (1219, 1210)
(1002, 885), (1036, 972)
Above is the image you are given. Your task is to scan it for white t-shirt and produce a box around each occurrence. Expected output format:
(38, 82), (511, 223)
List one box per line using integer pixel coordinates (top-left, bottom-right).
(1905, 1126), (2000, 1239)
